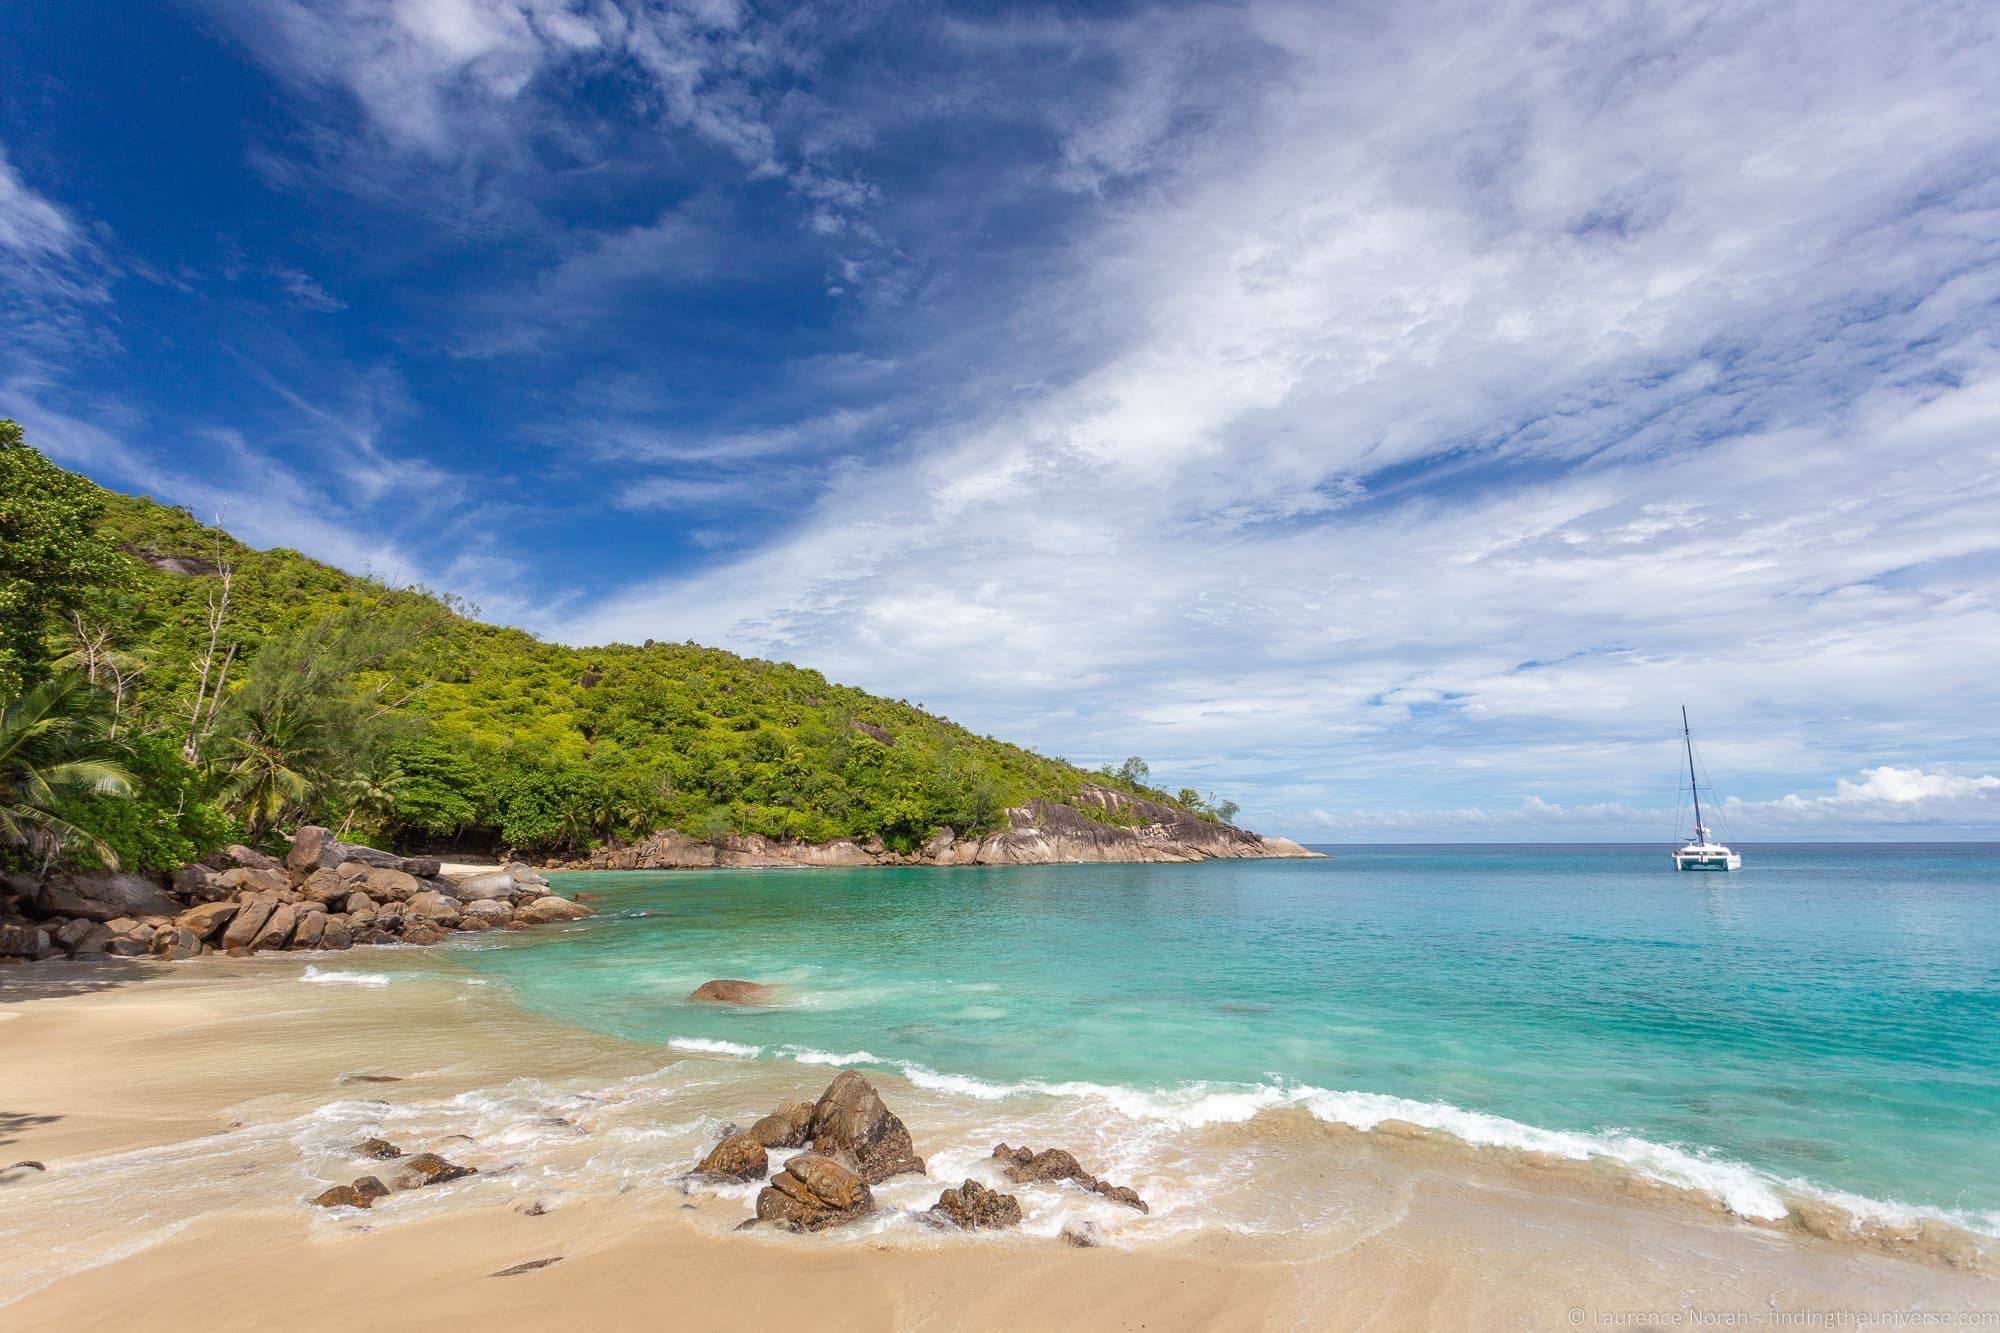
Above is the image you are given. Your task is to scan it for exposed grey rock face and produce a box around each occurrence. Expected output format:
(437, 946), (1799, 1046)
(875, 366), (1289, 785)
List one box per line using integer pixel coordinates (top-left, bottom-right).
(35, 872), (181, 922)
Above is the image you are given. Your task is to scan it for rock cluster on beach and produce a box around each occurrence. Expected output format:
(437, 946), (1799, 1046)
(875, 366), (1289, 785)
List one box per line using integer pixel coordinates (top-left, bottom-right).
(695, 1070), (1146, 1242)
(0, 826), (593, 965)
(311, 1140), (477, 1211)
(565, 783), (1320, 871)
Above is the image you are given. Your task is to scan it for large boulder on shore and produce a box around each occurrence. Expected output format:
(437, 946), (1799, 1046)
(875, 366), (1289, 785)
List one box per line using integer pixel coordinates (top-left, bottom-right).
(287, 825), (335, 874)
(690, 979), (772, 1005)
(363, 868), (420, 902)
(34, 872), (179, 923)
(220, 896), (275, 950)
(452, 872), (515, 902)
(929, 1179), (1023, 1230)
(250, 902), (298, 952)
(694, 1132), (769, 1182)
(753, 1153), (874, 1231)
(175, 900), (238, 941)
(809, 1071), (925, 1184)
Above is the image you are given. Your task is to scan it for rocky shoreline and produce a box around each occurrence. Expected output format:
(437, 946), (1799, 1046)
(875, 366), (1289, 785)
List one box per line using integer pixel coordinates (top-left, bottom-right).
(563, 783), (1320, 871)
(0, 824), (593, 965)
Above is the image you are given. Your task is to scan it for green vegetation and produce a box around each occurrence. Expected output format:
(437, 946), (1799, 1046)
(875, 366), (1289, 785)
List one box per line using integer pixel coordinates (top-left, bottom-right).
(0, 423), (1235, 869)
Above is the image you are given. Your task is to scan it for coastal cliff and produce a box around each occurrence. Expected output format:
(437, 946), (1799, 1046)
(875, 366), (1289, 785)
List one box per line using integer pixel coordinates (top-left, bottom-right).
(564, 784), (1318, 870)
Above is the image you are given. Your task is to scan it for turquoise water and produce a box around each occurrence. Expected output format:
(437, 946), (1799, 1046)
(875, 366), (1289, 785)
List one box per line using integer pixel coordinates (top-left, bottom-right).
(443, 844), (2000, 1230)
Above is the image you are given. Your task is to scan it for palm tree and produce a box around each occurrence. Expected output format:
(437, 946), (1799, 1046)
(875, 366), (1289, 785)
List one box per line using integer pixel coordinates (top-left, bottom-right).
(211, 696), (330, 836)
(0, 673), (135, 869)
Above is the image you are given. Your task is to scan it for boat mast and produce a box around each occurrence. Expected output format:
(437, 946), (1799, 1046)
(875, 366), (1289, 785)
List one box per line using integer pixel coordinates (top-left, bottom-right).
(1682, 705), (1704, 842)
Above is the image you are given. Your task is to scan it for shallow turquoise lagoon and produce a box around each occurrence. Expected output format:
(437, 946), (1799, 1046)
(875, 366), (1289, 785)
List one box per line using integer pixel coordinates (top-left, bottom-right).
(441, 844), (2000, 1229)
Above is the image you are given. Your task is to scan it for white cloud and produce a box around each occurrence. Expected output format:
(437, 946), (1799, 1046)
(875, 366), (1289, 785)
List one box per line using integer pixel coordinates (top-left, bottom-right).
(1307, 767), (2000, 841)
(555, 0), (2000, 837)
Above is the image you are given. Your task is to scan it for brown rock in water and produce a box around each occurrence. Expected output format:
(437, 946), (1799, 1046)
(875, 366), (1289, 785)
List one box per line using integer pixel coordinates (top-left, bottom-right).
(399, 920), (448, 946)
(992, 1143), (1087, 1184)
(287, 826), (335, 874)
(748, 1101), (814, 1149)
(313, 1181), (380, 1209)
(175, 900), (239, 942)
(928, 1179), (1023, 1230)
(405, 890), (462, 925)
(515, 895), (592, 925)
(320, 917), (353, 951)
(220, 896), (275, 950)
(809, 1071), (925, 1184)
(753, 1153), (874, 1231)
(694, 1132), (768, 1181)
(392, 1152), (476, 1189)
(353, 1174), (390, 1202)
(992, 1143), (1148, 1212)
(689, 979), (772, 1005)
(1092, 1182), (1148, 1212)
(250, 902), (298, 952)
(357, 1137), (403, 1159)
(461, 899), (512, 926)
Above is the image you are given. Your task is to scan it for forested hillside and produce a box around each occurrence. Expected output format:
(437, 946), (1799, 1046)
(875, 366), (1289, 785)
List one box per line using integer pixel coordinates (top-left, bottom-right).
(3, 424), (1229, 872)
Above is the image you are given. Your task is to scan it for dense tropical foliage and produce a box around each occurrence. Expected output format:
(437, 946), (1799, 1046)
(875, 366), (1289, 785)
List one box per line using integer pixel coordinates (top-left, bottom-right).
(0, 423), (1233, 869)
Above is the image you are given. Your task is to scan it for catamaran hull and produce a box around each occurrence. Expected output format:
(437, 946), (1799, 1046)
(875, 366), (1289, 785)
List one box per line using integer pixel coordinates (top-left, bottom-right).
(1673, 854), (1742, 871)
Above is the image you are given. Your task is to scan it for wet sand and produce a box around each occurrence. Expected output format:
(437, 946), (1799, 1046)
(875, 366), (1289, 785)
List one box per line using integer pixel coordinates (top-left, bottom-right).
(2, 955), (1994, 1331)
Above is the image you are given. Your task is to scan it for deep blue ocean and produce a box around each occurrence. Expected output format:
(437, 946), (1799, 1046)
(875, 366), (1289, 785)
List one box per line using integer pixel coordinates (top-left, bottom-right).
(438, 844), (2000, 1231)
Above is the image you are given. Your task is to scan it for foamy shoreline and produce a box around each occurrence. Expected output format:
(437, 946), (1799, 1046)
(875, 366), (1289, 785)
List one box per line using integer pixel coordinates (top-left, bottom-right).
(2, 954), (1993, 1330)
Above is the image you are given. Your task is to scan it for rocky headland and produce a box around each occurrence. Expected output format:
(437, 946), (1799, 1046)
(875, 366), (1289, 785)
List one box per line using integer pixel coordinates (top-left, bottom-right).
(566, 783), (1320, 871)
(0, 824), (592, 965)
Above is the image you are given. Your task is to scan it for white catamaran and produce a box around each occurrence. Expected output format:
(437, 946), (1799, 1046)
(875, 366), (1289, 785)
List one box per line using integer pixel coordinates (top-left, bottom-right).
(1673, 707), (1741, 872)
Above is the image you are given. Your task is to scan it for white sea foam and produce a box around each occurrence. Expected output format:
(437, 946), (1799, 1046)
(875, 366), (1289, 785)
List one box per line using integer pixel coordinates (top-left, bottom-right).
(667, 1037), (763, 1058)
(783, 1047), (885, 1066)
(299, 965), (389, 987)
(647, 1038), (2000, 1238)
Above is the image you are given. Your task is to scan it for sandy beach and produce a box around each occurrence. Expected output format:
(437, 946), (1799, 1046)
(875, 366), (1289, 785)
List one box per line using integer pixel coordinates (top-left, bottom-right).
(3, 953), (1993, 1332)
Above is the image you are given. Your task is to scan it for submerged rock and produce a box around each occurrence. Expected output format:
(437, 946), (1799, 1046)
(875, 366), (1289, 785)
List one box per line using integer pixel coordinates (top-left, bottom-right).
(929, 1179), (1023, 1231)
(810, 1072), (925, 1184)
(357, 1137), (403, 1159)
(1061, 1217), (1107, 1248)
(993, 1143), (1148, 1213)
(754, 1153), (874, 1231)
(689, 978), (771, 1004)
(312, 1175), (389, 1209)
(514, 895), (593, 925)
(695, 1132), (769, 1182)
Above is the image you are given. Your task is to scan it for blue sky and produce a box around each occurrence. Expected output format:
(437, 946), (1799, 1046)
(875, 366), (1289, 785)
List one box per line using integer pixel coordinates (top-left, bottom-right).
(4, 0), (1999, 840)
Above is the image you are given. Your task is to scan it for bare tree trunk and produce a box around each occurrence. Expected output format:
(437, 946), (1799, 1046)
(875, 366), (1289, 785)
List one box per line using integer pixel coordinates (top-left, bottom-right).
(183, 556), (233, 762)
